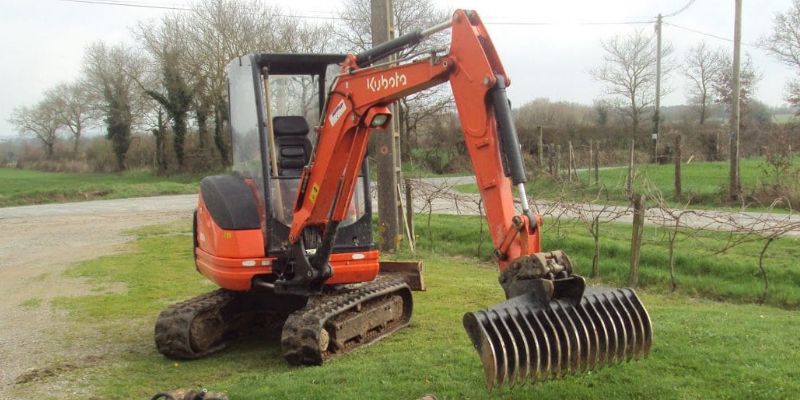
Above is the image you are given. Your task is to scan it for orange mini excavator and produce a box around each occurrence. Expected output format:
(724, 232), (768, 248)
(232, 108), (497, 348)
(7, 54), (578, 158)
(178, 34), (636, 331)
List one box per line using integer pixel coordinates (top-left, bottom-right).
(155, 9), (652, 390)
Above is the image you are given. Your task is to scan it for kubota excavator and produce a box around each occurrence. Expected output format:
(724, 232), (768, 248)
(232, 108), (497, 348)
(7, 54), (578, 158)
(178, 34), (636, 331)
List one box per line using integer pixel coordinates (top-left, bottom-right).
(155, 9), (652, 390)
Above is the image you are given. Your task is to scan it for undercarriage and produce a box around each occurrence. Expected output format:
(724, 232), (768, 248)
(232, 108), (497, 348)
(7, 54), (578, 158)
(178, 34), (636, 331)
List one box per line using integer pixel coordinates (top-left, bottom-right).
(154, 278), (412, 364)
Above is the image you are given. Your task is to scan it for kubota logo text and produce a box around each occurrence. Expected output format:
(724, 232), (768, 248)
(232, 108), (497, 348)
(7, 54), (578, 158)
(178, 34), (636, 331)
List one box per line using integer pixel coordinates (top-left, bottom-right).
(366, 72), (408, 93)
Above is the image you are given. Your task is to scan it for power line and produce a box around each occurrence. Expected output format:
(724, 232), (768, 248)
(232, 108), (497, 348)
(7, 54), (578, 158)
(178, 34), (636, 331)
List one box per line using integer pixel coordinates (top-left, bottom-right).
(54, 0), (354, 20)
(54, 0), (658, 27)
(483, 19), (654, 26)
(55, 0), (195, 11)
(663, 21), (759, 48)
(663, 0), (698, 18)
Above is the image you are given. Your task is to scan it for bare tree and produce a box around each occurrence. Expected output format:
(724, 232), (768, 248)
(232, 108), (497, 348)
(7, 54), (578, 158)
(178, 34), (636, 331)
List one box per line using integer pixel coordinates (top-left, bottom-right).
(787, 80), (800, 113)
(45, 82), (94, 155)
(683, 41), (723, 125)
(7, 100), (61, 159)
(567, 184), (628, 278)
(182, 0), (334, 167)
(591, 29), (673, 140)
(182, 0), (285, 167)
(135, 15), (195, 170)
(711, 52), (761, 115)
(82, 42), (148, 171)
(761, 0), (800, 114)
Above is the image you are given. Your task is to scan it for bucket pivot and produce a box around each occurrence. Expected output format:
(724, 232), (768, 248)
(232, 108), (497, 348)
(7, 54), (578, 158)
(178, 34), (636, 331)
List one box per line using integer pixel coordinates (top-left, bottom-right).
(463, 251), (652, 391)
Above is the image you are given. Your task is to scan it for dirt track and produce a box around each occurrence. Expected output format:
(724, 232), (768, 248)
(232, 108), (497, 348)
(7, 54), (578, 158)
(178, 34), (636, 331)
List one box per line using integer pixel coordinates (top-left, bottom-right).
(0, 195), (196, 398)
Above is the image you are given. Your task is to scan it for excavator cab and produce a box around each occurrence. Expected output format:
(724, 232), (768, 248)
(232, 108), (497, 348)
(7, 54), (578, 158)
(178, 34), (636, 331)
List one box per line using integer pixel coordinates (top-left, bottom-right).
(227, 53), (374, 270)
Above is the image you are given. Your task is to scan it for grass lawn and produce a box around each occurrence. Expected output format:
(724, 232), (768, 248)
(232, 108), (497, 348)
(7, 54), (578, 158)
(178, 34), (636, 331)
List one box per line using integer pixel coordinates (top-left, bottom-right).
(456, 156), (798, 211)
(0, 168), (208, 207)
(15, 215), (799, 399)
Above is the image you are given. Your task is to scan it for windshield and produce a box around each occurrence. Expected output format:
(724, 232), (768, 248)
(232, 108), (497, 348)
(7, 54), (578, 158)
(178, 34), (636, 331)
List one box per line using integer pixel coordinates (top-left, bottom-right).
(228, 57), (263, 180)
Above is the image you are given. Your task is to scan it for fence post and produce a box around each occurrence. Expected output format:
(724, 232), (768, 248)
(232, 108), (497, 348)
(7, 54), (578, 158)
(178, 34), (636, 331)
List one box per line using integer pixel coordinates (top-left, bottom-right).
(404, 179), (415, 251)
(567, 141), (574, 182)
(627, 139), (635, 199)
(556, 144), (562, 180)
(674, 134), (682, 199)
(629, 193), (644, 288)
(594, 140), (600, 186)
(538, 126), (544, 169)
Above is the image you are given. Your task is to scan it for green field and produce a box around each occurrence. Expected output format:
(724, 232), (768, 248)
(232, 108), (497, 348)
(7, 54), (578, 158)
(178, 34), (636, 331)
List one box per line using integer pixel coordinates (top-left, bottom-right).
(457, 156), (799, 211)
(0, 168), (206, 207)
(14, 215), (799, 399)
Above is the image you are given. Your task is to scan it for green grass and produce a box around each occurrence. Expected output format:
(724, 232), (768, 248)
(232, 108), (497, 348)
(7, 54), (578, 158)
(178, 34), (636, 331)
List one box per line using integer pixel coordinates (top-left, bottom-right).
(20, 298), (43, 308)
(456, 156), (798, 211)
(0, 168), (208, 207)
(25, 216), (800, 399)
(772, 113), (798, 124)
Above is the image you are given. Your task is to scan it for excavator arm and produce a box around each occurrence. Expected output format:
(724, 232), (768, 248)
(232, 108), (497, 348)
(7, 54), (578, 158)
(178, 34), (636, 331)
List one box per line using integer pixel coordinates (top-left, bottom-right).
(278, 9), (653, 391)
(279, 10), (536, 291)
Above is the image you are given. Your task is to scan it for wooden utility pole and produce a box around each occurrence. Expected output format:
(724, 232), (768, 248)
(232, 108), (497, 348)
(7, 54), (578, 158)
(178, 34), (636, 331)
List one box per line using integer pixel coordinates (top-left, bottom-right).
(729, 0), (743, 200)
(653, 14), (663, 164)
(371, 0), (402, 251)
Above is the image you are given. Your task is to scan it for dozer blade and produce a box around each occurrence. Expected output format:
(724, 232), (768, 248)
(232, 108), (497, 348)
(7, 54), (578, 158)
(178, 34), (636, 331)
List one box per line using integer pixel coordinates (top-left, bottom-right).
(379, 261), (425, 291)
(463, 286), (652, 391)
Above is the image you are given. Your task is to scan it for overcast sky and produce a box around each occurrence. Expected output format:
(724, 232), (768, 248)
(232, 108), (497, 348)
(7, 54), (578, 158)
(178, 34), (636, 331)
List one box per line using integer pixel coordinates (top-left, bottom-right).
(0, 0), (796, 139)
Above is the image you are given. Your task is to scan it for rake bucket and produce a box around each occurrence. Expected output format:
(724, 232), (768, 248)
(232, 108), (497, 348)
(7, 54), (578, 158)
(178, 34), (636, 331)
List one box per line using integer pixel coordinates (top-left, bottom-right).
(463, 253), (652, 391)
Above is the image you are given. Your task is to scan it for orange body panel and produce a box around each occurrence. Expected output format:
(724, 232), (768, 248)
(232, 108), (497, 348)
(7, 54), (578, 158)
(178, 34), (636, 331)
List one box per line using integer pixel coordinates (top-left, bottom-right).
(196, 194), (265, 259)
(195, 192), (379, 290)
(326, 250), (380, 285)
(195, 248), (274, 290)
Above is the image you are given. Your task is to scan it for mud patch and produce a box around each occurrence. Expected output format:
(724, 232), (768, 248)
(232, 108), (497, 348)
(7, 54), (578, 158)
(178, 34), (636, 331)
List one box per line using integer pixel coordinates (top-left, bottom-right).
(14, 356), (103, 384)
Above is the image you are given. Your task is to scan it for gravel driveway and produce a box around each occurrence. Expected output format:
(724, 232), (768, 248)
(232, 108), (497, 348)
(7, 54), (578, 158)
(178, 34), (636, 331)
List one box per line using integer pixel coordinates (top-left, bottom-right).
(0, 195), (195, 398)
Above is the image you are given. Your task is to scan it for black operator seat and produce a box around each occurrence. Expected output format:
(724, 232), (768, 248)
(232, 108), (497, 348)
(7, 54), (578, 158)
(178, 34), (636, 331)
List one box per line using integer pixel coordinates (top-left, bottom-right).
(273, 116), (312, 177)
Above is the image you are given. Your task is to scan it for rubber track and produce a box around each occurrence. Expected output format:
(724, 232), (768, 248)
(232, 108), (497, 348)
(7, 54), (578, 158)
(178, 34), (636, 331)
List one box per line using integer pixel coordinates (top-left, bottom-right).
(155, 289), (234, 360)
(280, 278), (412, 366)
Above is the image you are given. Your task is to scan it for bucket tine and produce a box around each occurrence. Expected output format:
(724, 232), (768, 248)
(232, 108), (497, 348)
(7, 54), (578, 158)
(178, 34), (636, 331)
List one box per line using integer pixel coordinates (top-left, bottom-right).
(564, 302), (591, 373)
(576, 303), (601, 371)
(555, 302), (581, 375)
(606, 291), (636, 362)
(462, 311), (500, 391)
(491, 309), (519, 387)
(625, 289), (653, 356)
(523, 307), (550, 381)
(504, 308), (530, 386)
(539, 310), (564, 379)
(599, 292), (627, 364)
(516, 308), (542, 383)
(616, 290), (645, 360)
(484, 311), (508, 389)
(584, 295), (614, 368)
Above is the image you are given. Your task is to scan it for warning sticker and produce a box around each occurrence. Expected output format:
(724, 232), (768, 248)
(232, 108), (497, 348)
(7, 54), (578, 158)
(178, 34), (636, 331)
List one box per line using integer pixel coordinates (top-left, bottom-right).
(309, 183), (320, 203)
(328, 99), (347, 127)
